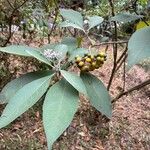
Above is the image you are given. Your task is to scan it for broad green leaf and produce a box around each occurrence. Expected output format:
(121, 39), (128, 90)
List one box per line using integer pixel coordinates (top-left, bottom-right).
(60, 9), (84, 28)
(128, 26), (150, 68)
(0, 70), (53, 104)
(81, 73), (112, 119)
(111, 13), (142, 23)
(61, 37), (78, 52)
(0, 45), (39, 56)
(43, 79), (78, 150)
(69, 48), (88, 61)
(53, 44), (68, 58)
(61, 37), (77, 46)
(60, 70), (87, 95)
(88, 16), (104, 30)
(0, 75), (54, 128)
(26, 49), (51, 65)
(60, 21), (84, 31)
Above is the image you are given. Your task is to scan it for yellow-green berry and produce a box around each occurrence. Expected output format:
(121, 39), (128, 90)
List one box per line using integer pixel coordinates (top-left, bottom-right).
(97, 56), (104, 62)
(85, 57), (92, 63)
(99, 52), (106, 57)
(81, 65), (89, 71)
(78, 61), (84, 67)
(75, 56), (82, 62)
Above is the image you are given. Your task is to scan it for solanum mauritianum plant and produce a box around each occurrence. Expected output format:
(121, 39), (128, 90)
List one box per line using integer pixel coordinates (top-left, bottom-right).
(0, 9), (109, 149)
(0, 37), (112, 149)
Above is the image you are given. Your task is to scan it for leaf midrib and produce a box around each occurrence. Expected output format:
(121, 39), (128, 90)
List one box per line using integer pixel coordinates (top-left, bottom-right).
(45, 81), (68, 142)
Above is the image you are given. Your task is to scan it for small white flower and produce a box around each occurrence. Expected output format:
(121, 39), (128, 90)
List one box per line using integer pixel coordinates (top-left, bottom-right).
(43, 49), (62, 60)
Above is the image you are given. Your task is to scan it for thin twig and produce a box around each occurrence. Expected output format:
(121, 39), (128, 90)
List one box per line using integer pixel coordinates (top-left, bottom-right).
(112, 79), (150, 103)
(107, 0), (118, 90)
(123, 55), (126, 91)
(6, 0), (14, 9)
(67, 28), (75, 37)
(2, 12), (14, 47)
(48, 11), (59, 43)
(115, 54), (127, 72)
(116, 46), (128, 64)
(2, 0), (28, 47)
(105, 45), (109, 53)
(92, 40), (128, 47)
(16, 0), (29, 9)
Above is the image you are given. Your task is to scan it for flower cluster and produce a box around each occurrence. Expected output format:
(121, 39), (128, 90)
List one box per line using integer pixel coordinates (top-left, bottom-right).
(43, 49), (62, 60)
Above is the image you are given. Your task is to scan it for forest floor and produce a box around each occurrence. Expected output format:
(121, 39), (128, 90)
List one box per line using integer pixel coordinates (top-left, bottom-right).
(0, 36), (150, 150)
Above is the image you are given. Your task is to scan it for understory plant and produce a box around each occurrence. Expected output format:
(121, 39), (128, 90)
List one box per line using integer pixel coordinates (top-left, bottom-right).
(0, 9), (111, 149)
(0, 37), (112, 149)
(0, 9), (150, 150)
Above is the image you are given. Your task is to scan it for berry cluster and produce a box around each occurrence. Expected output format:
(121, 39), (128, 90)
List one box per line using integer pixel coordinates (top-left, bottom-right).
(75, 52), (107, 72)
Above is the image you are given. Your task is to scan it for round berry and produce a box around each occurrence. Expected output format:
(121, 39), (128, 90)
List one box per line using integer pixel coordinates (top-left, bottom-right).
(81, 65), (89, 71)
(99, 52), (106, 57)
(85, 57), (92, 62)
(97, 56), (104, 62)
(78, 61), (84, 67)
(75, 56), (82, 62)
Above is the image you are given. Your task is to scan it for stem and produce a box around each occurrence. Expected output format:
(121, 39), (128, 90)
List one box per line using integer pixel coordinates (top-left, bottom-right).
(48, 3), (59, 43)
(123, 55), (126, 91)
(107, 0), (118, 90)
(112, 79), (150, 103)
(2, 0), (28, 47)
(6, 0), (14, 9)
(2, 12), (14, 47)
(115, 54), (127, 71)
(92, 40), (128, 47)
(16, 0), (29, 9)
(116, 46), (128, 64)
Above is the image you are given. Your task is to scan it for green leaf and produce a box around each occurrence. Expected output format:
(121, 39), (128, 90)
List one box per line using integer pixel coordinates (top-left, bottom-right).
(69, 48), (88, 61)
(61, 37), (77, 46)
(111, 13), (142, 23)
(43, 79), (78, 150)
(0, 75), (54, 128)
(60, 70), (87, 95)
(81, 73), (112, 119)
(60, 21), (84, 31)
(60, 9), (84, 29)
(0, 45), (39, 56)
(26, 49), (51, 65)
(88, 16), (104, 30)
(53, 44), (68, 58)
(61, 37), (78, 53)
(0, 70), (53, 104)
(128, 26), (150, 68)
(40, 43), (57, 51)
